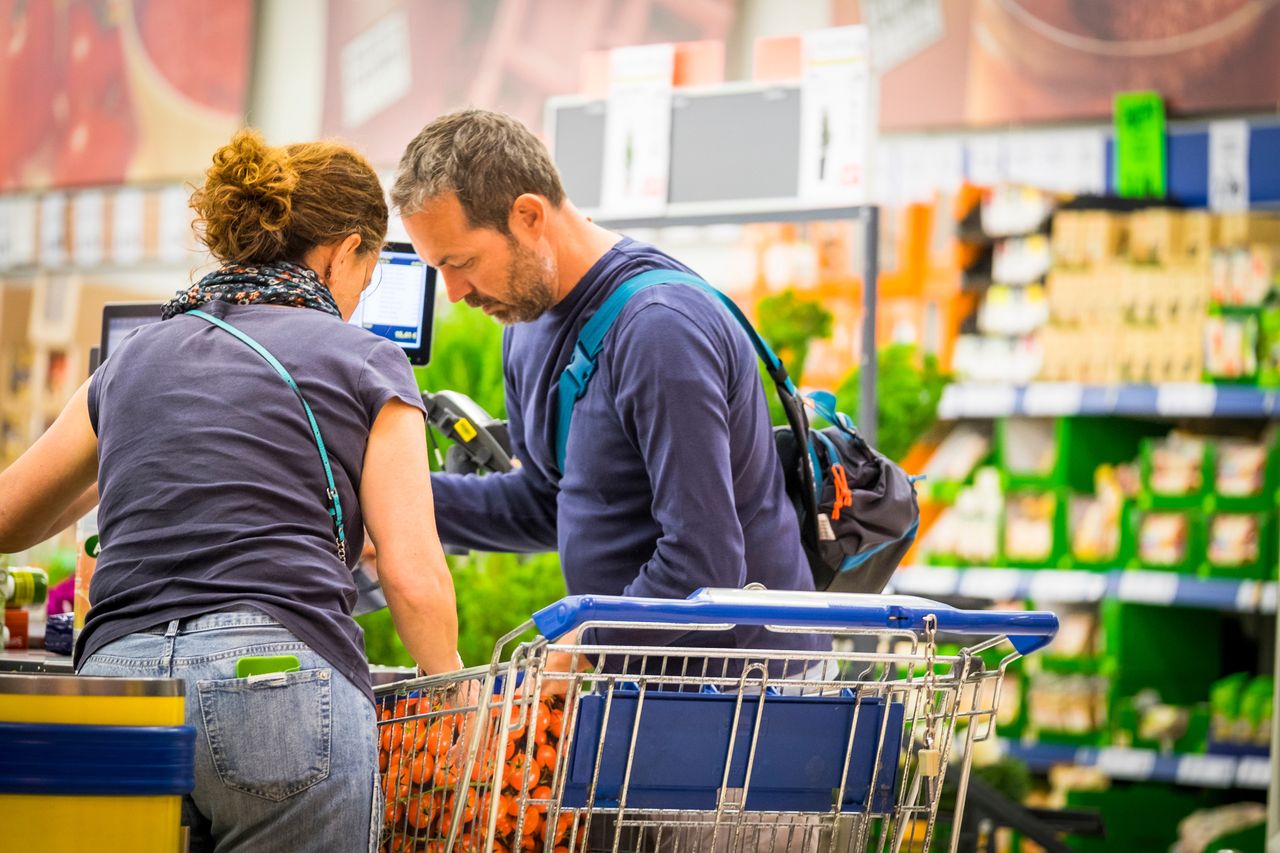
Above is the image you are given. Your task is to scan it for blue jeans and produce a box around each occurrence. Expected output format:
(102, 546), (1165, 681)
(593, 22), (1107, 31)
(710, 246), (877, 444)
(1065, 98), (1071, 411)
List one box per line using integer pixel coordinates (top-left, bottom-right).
(79, 607), (380, 853)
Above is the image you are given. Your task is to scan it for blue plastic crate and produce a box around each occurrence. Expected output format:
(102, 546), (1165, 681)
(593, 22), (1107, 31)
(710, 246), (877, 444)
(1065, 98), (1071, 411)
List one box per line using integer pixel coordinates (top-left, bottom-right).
(562, 689), (903, 813)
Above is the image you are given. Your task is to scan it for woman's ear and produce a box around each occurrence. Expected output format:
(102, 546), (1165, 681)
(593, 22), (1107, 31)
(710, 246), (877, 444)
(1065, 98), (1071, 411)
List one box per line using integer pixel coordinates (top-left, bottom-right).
(334, 232), (364, 273)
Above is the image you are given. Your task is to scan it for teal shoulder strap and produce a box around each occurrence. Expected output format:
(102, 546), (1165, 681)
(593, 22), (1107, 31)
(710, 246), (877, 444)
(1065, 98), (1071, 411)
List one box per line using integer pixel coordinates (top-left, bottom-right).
(188, 310), (347, 562)
(554, 269), (795, 472)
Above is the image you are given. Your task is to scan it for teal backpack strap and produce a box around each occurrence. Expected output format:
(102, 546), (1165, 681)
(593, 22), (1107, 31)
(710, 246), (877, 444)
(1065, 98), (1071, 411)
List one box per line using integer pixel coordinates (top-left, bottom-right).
(188, 310), (348, 562)
(554, 269), (795, 472)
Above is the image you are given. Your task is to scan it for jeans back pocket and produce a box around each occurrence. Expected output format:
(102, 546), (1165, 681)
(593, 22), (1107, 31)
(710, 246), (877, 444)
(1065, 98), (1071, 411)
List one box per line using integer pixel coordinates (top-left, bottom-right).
(198, 668), (333, 801)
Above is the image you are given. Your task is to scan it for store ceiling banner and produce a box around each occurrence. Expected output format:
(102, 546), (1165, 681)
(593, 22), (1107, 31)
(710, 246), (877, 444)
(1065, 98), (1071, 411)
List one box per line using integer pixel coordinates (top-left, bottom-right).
(871, 0), (1280, 131)
(599, 43), (676, 217)
(321, 0), (735, 169)
(1113, 92), (1166, 199)
(798, 26), (873, 205)
(0, 1), (253, 191)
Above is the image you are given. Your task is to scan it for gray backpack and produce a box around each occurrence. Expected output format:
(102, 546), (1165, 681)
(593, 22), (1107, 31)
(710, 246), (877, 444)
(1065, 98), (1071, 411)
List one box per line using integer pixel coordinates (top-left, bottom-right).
(556, 270), (920, 594)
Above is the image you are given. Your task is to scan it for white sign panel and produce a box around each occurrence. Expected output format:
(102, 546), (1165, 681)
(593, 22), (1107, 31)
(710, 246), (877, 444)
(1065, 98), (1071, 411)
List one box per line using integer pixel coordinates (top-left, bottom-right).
(8, 196), (37, 267)
(340, 11), (411, 129)
(157, 185), (190, 263)
(1209, 120), (1249, 212)
(72, 190), (106, 268)
(600, 43), (675, 216)
(111, 188), (145, 266)
(798, 26), (873, 204)
(40, 193), (67, 268)
(967, 134), (1006, 186)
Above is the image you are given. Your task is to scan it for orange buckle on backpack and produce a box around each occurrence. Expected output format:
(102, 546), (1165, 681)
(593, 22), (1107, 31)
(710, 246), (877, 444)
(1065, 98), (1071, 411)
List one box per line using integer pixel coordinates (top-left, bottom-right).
(830, 463), (854, 521)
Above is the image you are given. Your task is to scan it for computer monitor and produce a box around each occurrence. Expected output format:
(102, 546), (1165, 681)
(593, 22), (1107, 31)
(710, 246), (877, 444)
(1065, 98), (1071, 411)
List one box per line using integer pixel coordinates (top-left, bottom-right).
(99, 302), (164, 366)
(97, 246), (436, 370)
(349, 242), (437, 366)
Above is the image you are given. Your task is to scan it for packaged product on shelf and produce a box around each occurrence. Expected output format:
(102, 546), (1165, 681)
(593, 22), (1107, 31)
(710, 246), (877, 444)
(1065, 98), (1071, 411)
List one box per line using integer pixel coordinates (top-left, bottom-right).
(1004, 492), (1057, 562)
(1206, 514), (1261, 567)
(1214, 439), (1270, 497)
(1049, 209), (1084, 267)
(1217, 211), (1280, 248)
(1134, 694), (1191, 751)
(993, 234), (1053, 284)
(1147, 433), (1207, 496)
(1204, 311), (1260, 380)
(1174, 804), (1266, 853)
(1051, 611), (1098, 658)
(1027, 672), (1106, 737)
(1260, 307), (1280, 387)
(1127, 208), (1185, 266)
(1240, 677), (1273, 749)
(1001, 417), (1057, 479)
(1080, 210), (1125, 268)
(1070, 466), (1126, 562)
(1179, 210), (1217, 264)
(1210, 246), (1278, 306)
(921, 467), (1002, 564)
(3, 607), (27, 649)
(980, 185), (1055, 238)
(920, 422), (992, 485)
(1, 565), (48, 608)
(1209, 672), (1252, 745)
(1137, 512), (1190, 567)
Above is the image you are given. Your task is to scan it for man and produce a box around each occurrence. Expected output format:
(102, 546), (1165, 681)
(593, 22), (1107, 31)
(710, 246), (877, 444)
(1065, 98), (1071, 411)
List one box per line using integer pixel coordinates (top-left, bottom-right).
(392, 109), (825, 662)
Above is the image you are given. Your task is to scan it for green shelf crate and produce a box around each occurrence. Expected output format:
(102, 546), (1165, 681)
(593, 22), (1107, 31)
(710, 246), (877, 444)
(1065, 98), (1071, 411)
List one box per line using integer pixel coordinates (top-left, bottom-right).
(1205, 304), (1264, 386)
(1139, 435), (1214, 511)
(1064, 786), (1207, 853)
(1201, 510), (1277, 581)
(1100, 602), (1223, 706)
(998, 417), (1066, 490)
(1213, 436), (1280, 513)
(1068, 495), (1135, 570)
(1129, 506), (1205, 573)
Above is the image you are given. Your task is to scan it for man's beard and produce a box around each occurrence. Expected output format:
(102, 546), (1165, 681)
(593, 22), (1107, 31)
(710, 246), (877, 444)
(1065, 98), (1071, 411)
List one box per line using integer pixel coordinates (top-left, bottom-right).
(465, 240), (556, 325)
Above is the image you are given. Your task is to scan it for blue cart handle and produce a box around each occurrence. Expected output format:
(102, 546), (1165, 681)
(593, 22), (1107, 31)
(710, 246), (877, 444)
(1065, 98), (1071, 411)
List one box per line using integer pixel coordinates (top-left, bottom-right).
(532, 588), (1058, 655)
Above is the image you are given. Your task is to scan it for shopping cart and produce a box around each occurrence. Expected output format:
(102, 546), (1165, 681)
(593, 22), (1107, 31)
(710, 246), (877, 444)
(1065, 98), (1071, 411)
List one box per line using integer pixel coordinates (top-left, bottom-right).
(375, 588), (1057, 853)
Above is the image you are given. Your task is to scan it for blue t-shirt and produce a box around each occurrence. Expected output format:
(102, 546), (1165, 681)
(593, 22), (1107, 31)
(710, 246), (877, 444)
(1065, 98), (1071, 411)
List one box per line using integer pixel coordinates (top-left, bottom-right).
(78, 301), (425, 703)
(432, 238), (826, 655)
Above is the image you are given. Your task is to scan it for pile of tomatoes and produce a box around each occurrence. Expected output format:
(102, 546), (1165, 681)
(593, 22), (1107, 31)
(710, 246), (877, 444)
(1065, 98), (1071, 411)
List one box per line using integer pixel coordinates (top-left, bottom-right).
(378, 691), (582, 852)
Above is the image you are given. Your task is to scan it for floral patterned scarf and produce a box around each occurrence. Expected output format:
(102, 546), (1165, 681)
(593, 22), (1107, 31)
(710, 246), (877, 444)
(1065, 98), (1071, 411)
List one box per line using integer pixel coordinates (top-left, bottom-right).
(162, 261), (341, 320)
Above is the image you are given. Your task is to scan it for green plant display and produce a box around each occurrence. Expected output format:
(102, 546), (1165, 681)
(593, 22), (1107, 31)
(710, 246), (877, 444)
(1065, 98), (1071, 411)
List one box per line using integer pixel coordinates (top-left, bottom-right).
(835, 344), (948, 463)
(756, 289), (834, 383)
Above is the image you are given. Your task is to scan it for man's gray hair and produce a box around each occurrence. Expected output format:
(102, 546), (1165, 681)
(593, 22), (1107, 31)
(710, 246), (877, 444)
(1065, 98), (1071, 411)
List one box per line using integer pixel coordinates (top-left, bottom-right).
(391, 109), (566, 233)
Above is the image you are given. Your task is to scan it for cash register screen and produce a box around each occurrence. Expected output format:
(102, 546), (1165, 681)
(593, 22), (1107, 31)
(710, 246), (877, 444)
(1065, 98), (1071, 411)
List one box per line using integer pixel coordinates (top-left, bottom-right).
(349, 242), (436, 365)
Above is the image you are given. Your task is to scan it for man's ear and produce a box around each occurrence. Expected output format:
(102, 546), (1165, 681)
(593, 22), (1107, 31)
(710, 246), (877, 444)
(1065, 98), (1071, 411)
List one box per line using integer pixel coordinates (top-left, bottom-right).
(508, 194), (548, 241)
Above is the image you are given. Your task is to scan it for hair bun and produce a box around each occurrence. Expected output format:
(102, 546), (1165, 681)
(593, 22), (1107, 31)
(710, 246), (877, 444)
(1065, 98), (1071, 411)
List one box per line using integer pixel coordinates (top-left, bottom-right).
(191, 129), (300, 264)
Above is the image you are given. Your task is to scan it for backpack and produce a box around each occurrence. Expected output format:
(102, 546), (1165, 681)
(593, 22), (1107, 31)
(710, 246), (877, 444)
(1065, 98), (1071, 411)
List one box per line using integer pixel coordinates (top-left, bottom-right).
(554, 269), (920, 594)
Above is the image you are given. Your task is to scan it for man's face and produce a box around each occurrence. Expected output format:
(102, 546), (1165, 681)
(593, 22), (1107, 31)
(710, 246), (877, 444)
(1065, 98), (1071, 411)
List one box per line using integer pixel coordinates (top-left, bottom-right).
(402, 193), (557, 325)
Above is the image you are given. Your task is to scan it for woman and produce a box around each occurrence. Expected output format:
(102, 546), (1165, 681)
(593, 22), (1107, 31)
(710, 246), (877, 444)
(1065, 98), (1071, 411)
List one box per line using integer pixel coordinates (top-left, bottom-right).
(0, 130), (459, 852)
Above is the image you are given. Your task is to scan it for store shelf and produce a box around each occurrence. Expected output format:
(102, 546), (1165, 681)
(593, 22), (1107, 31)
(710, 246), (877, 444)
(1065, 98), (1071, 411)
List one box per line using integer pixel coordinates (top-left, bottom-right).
(996, 740), (1270, 790)
(892, 566), (1277, 614)
(938, 383), (1279, 420)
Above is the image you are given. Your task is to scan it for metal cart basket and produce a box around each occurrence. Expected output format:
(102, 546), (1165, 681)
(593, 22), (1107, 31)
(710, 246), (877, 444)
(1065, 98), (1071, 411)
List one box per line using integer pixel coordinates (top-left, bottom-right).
(375, 588), (1057, 853)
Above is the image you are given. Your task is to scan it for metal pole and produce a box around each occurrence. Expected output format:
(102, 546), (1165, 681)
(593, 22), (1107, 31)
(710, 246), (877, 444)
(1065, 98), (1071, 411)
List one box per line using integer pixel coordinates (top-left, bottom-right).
(859, 206), (880, 447)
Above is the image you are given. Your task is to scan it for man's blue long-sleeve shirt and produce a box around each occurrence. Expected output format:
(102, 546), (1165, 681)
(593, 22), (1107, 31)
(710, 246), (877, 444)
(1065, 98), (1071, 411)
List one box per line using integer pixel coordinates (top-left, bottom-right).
(431, 238), (825, 655)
